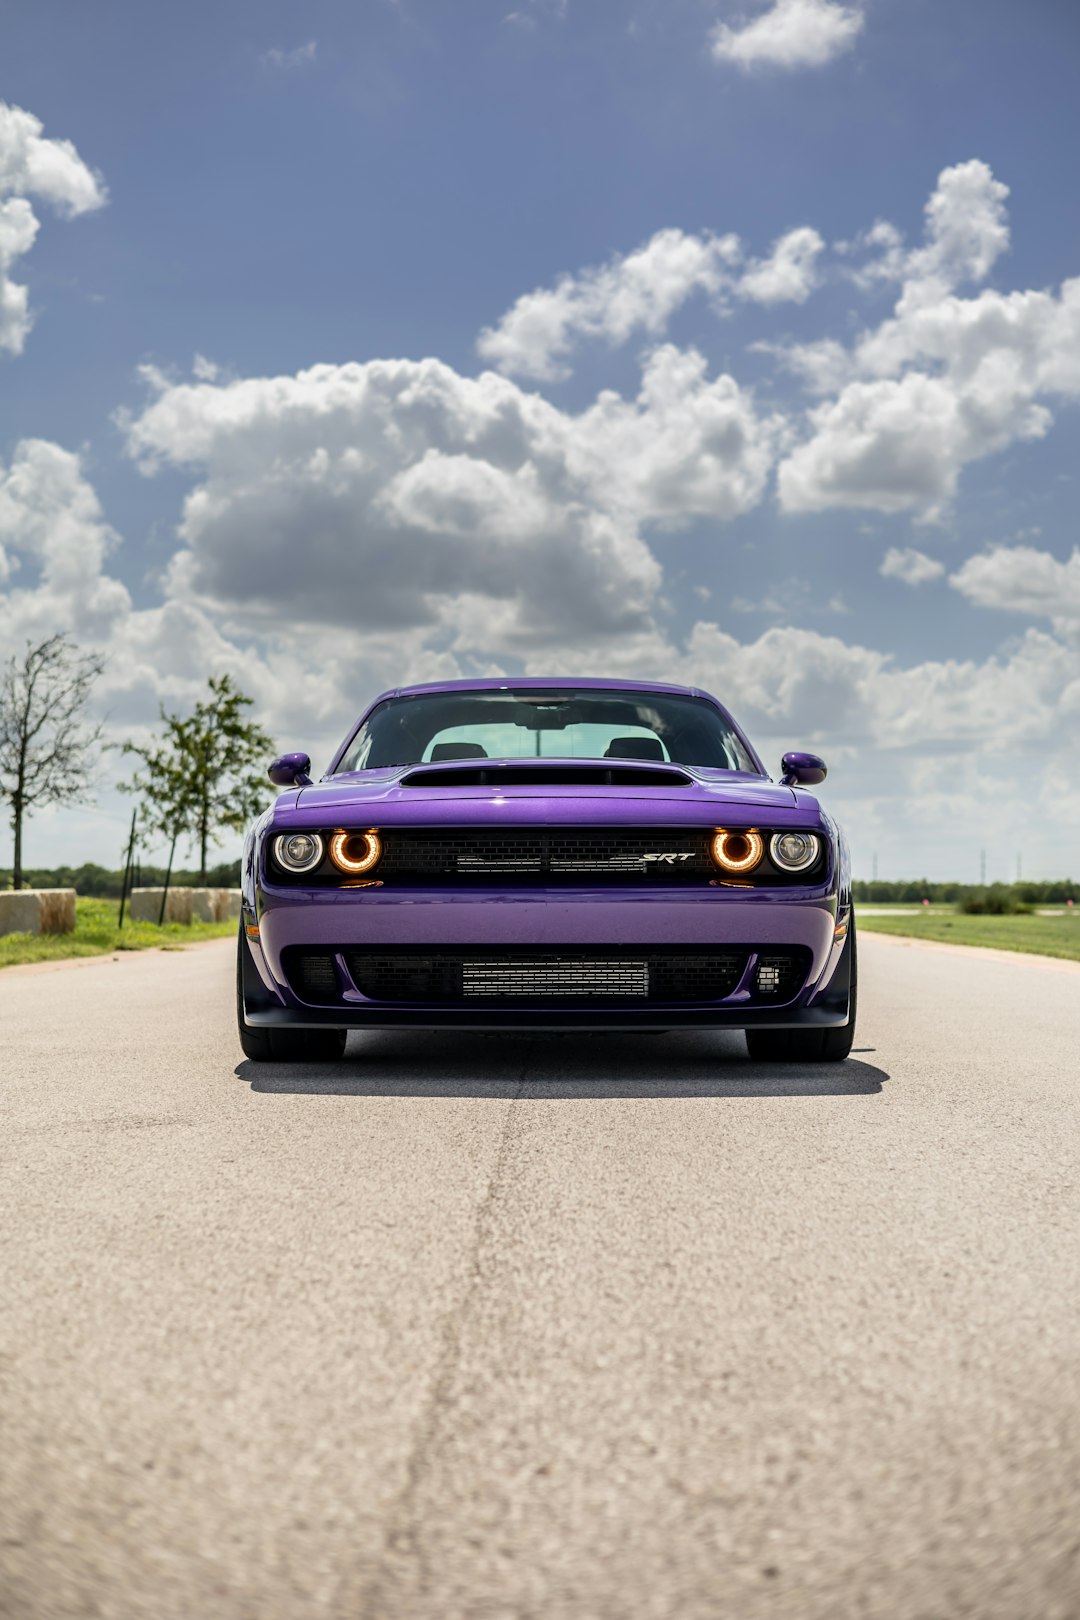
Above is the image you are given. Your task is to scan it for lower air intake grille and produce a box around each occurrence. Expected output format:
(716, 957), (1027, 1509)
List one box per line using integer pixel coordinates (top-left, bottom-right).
(285, 947), (811, 1006)
(755, 954), (805, 997)
(461, 959), (649, 998)
(290, 951), (339, 1002)
(343, 950), (747, 1003)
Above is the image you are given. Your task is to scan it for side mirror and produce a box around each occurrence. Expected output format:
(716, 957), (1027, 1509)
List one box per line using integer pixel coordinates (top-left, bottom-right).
(780, 750), (827, 787)
(268, 752), (313, 788)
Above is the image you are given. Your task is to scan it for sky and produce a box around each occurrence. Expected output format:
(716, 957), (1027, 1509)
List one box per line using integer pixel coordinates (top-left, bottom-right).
(2, 0), (1079, 879)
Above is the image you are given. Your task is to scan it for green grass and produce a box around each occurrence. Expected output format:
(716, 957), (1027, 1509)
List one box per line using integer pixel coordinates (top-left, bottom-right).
(0, 897), (236, 969)
(857, 906), (1080, 962)
(853, 900), (934, 908)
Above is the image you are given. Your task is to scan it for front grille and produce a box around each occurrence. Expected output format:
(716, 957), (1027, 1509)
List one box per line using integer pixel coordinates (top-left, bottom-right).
(379, 829), (714, 881)
(343, 949), (748, 1003)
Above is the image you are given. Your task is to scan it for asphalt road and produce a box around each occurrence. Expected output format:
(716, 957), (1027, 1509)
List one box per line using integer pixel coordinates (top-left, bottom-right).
(2, 932), (1078, 1620)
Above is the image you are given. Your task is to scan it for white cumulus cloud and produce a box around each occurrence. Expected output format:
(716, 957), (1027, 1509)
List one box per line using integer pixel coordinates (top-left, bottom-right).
(0, 439), (129, 638)
(905, 159), (1011, 289)
(776, 162), (1080, 515)
(0, 439), (446, 773)
(478, 222), (827, 382)
(477, 228), (741, 382)
(738, 226), (825, 305)
(880, 546), (946, 586)
(565, 345), (785, 528)
(950, 545), (1080, 633)
(842, 162), (1011, 293)
(709, 0), (864, 72)
(0, 102), (106, 355)
(121, 349), (784, 649)
(123, 359), (654, 646)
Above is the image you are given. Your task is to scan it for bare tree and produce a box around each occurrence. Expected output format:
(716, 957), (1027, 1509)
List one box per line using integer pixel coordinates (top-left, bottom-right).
(0, 635), (106, 890)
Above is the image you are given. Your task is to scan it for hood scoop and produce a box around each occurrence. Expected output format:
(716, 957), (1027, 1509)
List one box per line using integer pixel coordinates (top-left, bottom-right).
(400, 760), (693, 790)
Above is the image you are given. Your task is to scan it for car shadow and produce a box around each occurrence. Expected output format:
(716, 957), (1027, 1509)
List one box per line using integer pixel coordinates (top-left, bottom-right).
(236, 1029), (888, 1099)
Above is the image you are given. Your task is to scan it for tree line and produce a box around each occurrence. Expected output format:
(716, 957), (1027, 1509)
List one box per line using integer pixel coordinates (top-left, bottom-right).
(852, 879), (1080, 904)
(0, 860), (244, 899)
(1, 634), (272, 891)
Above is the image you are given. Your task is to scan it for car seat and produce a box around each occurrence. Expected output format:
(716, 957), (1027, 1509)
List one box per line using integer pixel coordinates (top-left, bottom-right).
(429, 742), (489, 761)
(603, 737), (666, 761)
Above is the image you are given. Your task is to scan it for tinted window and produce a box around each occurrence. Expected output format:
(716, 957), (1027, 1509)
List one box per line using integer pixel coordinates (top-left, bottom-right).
(337, 690), (758, 772)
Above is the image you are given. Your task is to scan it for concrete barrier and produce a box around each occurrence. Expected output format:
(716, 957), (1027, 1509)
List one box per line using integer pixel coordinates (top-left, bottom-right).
(128, 887), (242, 926)
(0, 888), (77, 937)
(129, 887), (191, 925)
(191, 887), (243, 924)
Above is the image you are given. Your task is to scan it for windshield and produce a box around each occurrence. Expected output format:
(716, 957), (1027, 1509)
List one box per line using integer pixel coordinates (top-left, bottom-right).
(337, 689), (759, 773)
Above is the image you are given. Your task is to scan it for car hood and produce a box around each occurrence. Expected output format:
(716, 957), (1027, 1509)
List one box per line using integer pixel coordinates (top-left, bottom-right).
(281, 760), (820, 831)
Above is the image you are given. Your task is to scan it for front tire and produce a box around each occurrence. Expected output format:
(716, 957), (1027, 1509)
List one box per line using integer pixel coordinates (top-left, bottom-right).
(745, 922), (857, 1064)
(236, 926), (347, 1063)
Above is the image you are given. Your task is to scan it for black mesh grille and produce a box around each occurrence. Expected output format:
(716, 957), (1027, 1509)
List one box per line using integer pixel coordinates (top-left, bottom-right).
(343, 949), (747, 1003)
(755, 954), (806, 997)
(379, 829), (714, 881)
(289, 951), (339, 1003)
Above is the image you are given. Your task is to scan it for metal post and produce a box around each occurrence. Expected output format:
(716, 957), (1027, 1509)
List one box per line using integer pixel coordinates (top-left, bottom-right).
(158, 830), (178, 926)
(117, 809), (137, 929)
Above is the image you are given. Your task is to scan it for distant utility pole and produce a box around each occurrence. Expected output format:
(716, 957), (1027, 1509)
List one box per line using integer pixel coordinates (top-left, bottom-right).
(980, 848), (987, 886)
(872, 851), (878, 882)
(1016, 853), (1022, 883)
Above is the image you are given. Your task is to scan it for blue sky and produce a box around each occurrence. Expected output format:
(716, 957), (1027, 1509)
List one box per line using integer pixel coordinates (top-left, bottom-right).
(2, 0), (1079, 877)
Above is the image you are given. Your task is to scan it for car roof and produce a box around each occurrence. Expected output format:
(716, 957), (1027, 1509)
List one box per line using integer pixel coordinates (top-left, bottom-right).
(377, 676), (712, 701)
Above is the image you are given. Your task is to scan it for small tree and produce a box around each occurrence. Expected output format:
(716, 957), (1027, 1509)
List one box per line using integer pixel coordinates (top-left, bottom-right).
(123, 674), (274, 882)
(0, 635), (106, 890)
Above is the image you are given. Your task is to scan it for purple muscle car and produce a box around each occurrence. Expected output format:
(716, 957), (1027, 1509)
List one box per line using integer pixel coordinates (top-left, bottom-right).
(238, 678), (855, 1064)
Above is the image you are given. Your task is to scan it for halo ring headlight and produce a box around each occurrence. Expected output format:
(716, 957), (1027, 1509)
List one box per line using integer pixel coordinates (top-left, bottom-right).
(769, 831), (821, 873)
(273, 831), (324, 874)
(329, 828), (382, 875)
(711, 828), (764, 873)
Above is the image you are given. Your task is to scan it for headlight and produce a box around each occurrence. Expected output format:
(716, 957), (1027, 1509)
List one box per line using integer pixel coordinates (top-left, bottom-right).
(769, 831), (821, 872)
(273, 831), (324, 874)
(711, 828), (764, 873)
(328, 828), (382, 874)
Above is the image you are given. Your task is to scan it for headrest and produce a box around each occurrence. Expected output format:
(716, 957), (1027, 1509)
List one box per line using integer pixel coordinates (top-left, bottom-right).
(603, 737), (666, 761)
(429, 741), (489, 761)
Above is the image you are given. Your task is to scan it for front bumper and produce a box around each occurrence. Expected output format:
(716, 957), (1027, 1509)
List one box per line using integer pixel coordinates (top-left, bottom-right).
(241, 882), (853, 1031)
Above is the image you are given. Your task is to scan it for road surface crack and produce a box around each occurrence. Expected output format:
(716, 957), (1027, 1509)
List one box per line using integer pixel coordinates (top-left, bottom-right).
(358, 1060), (529, 1613)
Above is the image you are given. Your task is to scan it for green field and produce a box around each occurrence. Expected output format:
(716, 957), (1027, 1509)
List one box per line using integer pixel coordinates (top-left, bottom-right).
(0, 897), (236, 970)
(857, 907), (1080, 962)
